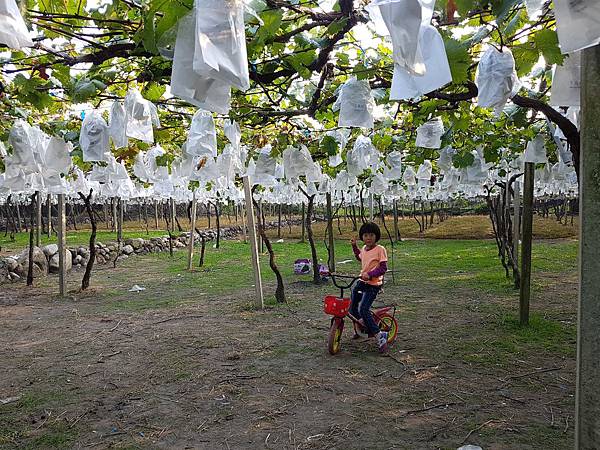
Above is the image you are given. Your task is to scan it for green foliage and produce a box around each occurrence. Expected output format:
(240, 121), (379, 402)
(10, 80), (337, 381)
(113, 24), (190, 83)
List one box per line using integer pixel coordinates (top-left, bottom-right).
(0, 0), (572, 173)
(320, 134), (338, 156)
(443, 37), (472, 83)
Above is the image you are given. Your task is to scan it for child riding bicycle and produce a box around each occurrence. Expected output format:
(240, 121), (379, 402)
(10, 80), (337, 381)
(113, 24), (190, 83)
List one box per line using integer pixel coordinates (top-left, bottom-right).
(350, 222), (389, 353)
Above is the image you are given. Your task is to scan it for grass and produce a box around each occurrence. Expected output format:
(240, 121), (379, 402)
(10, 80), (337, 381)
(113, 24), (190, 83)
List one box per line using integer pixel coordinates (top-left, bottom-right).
(1, 214), (578, 255)
(457, 312), (576, 367)
(89, 236), (578, 314)
(0, 390), (78, 449)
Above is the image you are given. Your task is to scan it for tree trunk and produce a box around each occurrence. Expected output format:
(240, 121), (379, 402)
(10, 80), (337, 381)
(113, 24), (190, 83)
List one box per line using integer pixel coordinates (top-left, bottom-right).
(216, 202), (221, 248)
(326, 193), (335, 274)
(253, 192), (285, 303)
(79, 190), (97, 291)
(305, 194), (321, 284)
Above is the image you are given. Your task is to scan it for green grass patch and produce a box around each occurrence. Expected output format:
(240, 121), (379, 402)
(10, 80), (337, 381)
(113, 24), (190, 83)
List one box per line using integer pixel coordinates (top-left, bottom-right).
(459, 312), (576, 366)
(91, 238), (578, 312)
(0, 390), (78, 449)
(0, 229), (167, 254)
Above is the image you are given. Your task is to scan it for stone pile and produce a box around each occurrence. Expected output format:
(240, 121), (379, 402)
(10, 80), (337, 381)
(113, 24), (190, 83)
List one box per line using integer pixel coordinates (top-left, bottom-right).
(0, 219), (301, 284)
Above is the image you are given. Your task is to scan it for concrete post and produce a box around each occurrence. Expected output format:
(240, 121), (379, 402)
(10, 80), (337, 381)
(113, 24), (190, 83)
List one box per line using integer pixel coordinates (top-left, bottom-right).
(575, 44), (600, 449)
(243, 176), (264, 310)
(519, 162), (535, 326)
(57, 194), (66, 296)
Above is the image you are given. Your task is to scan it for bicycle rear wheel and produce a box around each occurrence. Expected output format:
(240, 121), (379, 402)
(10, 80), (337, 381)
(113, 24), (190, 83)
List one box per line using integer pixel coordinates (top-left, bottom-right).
(327, 318), (344, 355)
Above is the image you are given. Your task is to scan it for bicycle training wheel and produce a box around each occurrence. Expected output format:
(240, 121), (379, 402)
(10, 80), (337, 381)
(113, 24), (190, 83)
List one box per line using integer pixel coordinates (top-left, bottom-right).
(327, 318), (344, 355)
(377, 314), (398, 344)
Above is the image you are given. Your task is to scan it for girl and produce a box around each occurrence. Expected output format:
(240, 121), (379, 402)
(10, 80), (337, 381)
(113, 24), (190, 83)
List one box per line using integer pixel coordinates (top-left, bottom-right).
(350, 222), (389, 353)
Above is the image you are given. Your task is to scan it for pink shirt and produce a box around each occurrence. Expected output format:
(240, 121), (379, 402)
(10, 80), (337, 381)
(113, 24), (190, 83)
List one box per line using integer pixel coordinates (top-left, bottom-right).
(359, 245), (388, 286)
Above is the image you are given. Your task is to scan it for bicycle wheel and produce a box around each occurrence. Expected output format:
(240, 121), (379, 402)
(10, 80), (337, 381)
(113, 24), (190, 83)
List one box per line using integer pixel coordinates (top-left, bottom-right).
(377, 314), (398, 344)
(327, 318), (344, 355)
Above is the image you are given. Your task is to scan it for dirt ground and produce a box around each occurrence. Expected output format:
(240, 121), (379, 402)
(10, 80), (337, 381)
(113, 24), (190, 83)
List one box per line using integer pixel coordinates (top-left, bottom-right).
(0, 251), (576, 449)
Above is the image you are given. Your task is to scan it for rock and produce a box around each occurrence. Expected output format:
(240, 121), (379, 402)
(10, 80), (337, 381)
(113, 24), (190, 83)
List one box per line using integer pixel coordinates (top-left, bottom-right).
(75, 255), (83, 265)
(5, 257), (19, 273)
(9, 272), (20, 281)
(96, 241), (104, 248)
(49, 250), (73, 274)
(96, 255), (105, 264)
(69, 249), (77, 260)
(130, 238), (144, 250)
(78, 247), (89, 257)
(18, 247), (48, 276)
(122, 245), (134, 255)
(42, 244), (59, 259)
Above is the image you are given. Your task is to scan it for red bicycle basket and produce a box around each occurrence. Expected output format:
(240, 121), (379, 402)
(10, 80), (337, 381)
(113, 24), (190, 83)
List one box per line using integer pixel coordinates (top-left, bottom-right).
(324, 296), (350, 317)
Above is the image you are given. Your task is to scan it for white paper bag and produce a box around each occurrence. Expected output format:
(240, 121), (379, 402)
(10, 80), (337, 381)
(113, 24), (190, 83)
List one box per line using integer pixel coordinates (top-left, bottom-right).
(524, 0), (544, 18)
(476, 46), (520, 115)
(437, 146), (455, 172)
(333, 78), (375, 129)
(193, 0), (250, 91)
(283, 145), (314, 180)
(390, 25), (452, 100)
(524, 135), (548, 164)
(0, 0), (33, 49)
(171, 11), (232, 114)
(79, 111), (110, 162)
(415, 117), (444, 148)
(367, 0), (434, 76)
(416, 159), (432, 181)
(8, 120), (39, 170)
(550, 51), (580, 107)
(109, 102), (128, 149)
(554, 0), (600, 54)
(186, 109), (217, 158)
(44, 137), (72, 176)
(383, 150), (403, 180)
(124, 89), (159, 143)
(403, 165), (417, 186)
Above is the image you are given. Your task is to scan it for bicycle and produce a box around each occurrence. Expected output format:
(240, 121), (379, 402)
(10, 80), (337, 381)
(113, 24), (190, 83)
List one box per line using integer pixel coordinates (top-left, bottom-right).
(324, 273), (398, 355)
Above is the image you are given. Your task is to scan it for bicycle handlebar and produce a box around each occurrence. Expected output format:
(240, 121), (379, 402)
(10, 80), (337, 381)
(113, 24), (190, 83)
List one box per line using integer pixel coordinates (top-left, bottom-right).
(330, 273), (360, 290)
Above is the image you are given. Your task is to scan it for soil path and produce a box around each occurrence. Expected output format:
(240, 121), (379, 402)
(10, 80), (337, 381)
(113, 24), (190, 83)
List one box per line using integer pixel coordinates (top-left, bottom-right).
(0, 256), (576, 449)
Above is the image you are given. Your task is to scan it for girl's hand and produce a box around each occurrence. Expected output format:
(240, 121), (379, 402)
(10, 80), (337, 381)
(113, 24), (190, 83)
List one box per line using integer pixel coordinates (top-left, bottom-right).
(360, 273), (370, 281)
(350, 237), (357, 246)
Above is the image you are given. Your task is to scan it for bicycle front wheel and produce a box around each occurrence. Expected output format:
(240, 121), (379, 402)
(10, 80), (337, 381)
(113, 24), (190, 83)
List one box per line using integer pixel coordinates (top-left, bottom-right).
(327, 318), (344, 355)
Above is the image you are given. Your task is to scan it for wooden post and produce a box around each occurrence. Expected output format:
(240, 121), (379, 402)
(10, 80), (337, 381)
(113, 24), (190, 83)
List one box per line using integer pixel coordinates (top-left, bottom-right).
(576, 44), (600, 449)
(301, 202), (306, 243)
(519, 162), (534, 326)
(277, 203), (282, 238)
(57, 194), (67, 296)
(46, 194), (51, 237)
(513, 180), (521, 266)
(118, 198), (123, 243)
(326, 193), (335, 274)
(241, 204), (247, 242)
(243, 176), (264, 309)
(35, 191), (42, 247)
(111, 198), (117, 233)
(187, 191), (197, 271)
(393, 199), (400, 241)
(259, 200), (264, 253)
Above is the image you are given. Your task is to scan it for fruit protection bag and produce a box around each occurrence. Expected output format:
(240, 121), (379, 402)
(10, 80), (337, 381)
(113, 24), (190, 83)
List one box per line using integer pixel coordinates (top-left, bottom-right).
(79, 111), (110, 162)
(0, 0), (33, 49)
(333, 78), (375, 129)
(186, 109), (217, 158)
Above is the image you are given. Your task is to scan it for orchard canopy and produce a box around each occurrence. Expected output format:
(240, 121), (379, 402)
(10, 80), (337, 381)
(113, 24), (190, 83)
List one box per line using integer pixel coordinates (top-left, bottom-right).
(0, 0), (591, 204)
